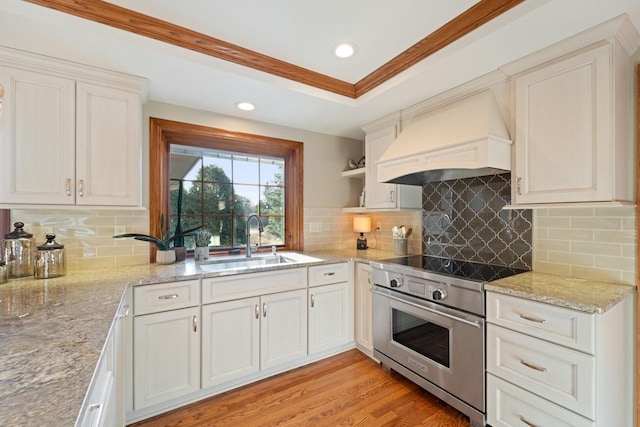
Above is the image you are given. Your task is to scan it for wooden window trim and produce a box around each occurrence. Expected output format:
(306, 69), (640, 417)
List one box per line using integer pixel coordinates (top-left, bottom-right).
(150, 118), (303, 262)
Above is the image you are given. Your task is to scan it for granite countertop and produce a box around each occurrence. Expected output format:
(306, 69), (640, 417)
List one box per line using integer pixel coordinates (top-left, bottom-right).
(0, 249), (396, 426)
(485, 271), (636, 314)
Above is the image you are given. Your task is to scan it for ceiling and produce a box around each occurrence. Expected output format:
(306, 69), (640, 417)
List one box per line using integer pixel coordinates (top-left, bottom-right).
(1, 0), (639, 140)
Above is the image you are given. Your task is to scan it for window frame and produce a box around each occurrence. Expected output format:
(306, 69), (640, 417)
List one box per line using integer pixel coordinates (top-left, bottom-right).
(150, 118), (303, 261)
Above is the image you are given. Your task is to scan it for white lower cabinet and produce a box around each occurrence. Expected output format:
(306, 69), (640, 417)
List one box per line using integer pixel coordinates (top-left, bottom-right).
(354, 262), (374, 357)
(486, 291), (634, 426)
(201, 288), (308, 389)
(488, 375), (594, 427)
(77, 289), (130, 427)
(308, 282), (349, 354)
(132, 280), (201, 411)
(201, 297), (260, 388)
(133, 306), (200, 410)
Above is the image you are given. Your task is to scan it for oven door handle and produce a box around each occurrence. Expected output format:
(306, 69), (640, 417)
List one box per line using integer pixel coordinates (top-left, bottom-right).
(372, 289), (482, 328)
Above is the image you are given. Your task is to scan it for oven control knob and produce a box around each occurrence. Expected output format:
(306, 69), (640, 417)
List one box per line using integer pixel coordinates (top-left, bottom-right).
(432, 289), (447, 300)
(390, 278), (403, 288)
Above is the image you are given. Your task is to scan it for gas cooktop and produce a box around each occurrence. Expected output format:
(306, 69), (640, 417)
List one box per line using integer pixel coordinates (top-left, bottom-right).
(381, 255), (529, 283)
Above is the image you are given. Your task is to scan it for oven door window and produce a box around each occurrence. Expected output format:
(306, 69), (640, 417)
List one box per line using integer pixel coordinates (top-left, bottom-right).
(392, 308), (450, 368)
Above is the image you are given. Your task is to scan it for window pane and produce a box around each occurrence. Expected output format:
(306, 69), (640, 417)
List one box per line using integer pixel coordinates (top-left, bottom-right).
(233, 156), (259, 184)
(260, 186), (284, 215)
(203, 156), (232, 182)
(170, 153), (200, 180)
(234, 216), (249, 247)
(234, 185), (259, 214)
(204, 216), (232, 248)
(181, 181), (201, 216)
(260, 160), (284, 186)
(203, 183), (233, 214)
(261, 217), (284, 246)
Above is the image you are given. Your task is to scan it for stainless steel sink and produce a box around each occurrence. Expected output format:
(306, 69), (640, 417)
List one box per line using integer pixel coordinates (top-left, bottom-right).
(198, 254), (296, 272)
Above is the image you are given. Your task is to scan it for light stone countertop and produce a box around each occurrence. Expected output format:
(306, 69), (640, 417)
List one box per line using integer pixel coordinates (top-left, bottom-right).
(0, 249), (397, 427)
(485, 271), (636, 314)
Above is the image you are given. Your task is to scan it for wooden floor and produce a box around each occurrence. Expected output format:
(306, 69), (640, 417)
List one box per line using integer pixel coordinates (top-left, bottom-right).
(131, 349), (471, 427)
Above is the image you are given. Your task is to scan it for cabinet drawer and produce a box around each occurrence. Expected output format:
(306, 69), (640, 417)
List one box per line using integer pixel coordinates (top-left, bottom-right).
(134, 280), (200, 315)
(487, 292), (594, 353)
(487, 325), (595, 420)
(487, 374), (593, 427)
(308, 263), (349, 287)
(202, 268), (307, 304)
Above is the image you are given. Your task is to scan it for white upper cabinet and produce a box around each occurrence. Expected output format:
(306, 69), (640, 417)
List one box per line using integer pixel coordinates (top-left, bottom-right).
(362, 114), (421, 210)
(507, 17), (638, 207)
(0, 47), (146, 208)
(0, 67), (76, 205)
(75, 82), (142, 206)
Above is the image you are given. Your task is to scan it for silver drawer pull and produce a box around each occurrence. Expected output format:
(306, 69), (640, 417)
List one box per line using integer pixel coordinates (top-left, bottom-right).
(519, 415), (540, 427)
(310, 294), (315, 308)
(192, 315), (197, 332)
(65, 178), (72, 196)
(159, 294), (179, 300)
(323, 272), (336, 276)
(520, 360), (547, 372)
(263, 303), (267, 317)
(78, 179), (84, 197)
(255, 304), (260, 319)
(117, 304), (130, 319)
(519, 313), (546, 324)
(88, 403), (102, 411)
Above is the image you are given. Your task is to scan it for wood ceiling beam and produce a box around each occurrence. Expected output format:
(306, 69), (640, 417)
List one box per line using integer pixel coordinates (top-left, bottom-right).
(25, 0), (523, 99)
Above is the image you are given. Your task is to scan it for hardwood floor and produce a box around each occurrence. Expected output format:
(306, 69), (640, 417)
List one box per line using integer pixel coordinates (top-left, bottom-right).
(130, 349), (470, 427)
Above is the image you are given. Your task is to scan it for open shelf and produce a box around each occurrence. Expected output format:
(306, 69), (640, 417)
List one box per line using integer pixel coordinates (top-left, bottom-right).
(341, 168), (365, 178)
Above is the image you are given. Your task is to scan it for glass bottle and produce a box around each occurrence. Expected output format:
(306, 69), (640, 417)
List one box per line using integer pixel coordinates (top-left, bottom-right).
(1, 222), (35, 278)
(35, 234), (66, 279)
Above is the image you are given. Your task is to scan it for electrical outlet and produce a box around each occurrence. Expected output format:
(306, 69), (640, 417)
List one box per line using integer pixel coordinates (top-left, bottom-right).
(309, 222), (322, 233)
(377, 222), (382, 231)
(114, 225), (127, 235)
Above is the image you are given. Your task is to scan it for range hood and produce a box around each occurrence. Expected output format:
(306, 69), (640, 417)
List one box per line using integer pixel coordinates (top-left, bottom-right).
(377, 90), (512, 186)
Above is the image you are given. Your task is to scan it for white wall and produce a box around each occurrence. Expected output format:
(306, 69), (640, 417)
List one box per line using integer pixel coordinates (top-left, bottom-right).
(143, 102), (363, 208)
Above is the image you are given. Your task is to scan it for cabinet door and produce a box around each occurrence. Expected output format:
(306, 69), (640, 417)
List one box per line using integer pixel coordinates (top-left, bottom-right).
(201, 297), (260, 388)
(355, 263), (374, 355)
(513, 45), (611, 204)
(0, 67), (75, 204)
(308, 282), (350, 354)
(260, 289), (307, 370)
(365, 125), (398, 209)
(133, 307), (200, 410)
(76, 82), (141, 206)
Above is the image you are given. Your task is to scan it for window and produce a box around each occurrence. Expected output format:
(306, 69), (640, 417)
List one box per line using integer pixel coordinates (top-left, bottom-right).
(169, 147), (286, 249)
(150, 118), (303, 260)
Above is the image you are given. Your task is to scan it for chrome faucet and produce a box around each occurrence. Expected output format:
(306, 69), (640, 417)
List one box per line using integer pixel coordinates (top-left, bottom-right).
(246, 214), (264, 258)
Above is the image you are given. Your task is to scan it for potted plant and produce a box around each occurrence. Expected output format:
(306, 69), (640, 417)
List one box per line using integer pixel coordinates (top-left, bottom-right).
(194, 229), (212, 261)
(113, 214), (198, 264)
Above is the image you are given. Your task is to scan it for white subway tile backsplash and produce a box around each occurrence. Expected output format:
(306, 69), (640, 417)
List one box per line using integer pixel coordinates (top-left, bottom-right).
(533, 208), (636, 285)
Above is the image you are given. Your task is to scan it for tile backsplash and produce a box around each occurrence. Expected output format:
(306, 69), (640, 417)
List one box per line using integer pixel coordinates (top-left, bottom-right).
(303, 208), (422, 254)
(9, 209), (150, 270)
(534, 207), (636, 285)
(422, 173), (533, 269)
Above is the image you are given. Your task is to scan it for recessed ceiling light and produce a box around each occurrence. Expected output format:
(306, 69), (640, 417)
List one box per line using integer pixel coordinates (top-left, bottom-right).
(236, 101), (255, 111)
(333, 42), (358, 59)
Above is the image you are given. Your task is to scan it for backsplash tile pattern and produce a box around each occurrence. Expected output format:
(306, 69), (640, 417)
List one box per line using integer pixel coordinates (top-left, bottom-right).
(9, 209), (150, 270)
(303, 208), (421, 254)
(534, 207), (636, 285)
(422, 173), (532, 269)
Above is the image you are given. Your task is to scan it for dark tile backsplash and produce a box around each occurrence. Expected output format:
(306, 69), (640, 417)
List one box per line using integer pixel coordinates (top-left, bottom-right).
(422, 173), (532, 269)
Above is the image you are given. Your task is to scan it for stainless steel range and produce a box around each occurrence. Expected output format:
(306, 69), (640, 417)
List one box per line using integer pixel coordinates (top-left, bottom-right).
(370, 256), (527, 427)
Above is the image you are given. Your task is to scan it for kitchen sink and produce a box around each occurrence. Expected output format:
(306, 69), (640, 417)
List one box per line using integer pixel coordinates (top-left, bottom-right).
(197, 254), (297, 272)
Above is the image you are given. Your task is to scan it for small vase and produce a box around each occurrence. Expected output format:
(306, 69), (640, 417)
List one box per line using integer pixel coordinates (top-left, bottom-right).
(155, 249), (176, 265)
(194, 246), (209, 261)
